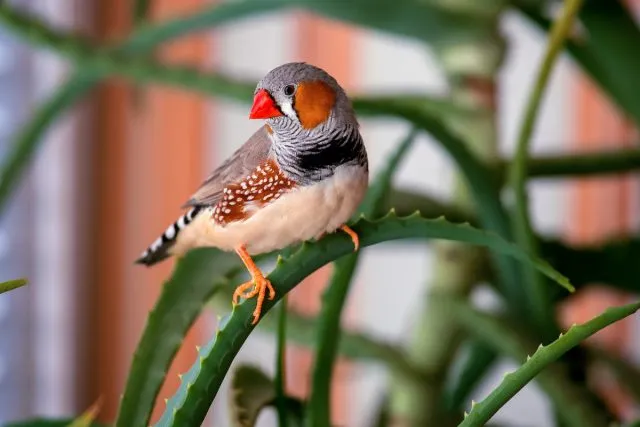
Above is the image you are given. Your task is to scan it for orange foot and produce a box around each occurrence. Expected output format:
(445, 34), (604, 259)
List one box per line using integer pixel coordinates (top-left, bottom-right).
(233, 245), (275, 324)
(340, 225), (360, 251)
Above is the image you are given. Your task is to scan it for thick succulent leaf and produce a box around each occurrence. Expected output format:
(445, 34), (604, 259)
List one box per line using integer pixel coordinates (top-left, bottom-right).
(133, 0), (150, 26)
(229, 365), (276, 427)
(155, 212), (570, 426)
(0, 278), (27, 294)
(516, 0), (640, 127)
(274, 297), (288, 427)
(452, 299), (640, 427)
(443, 341), (498, 412)
(114, 250), (243, 427)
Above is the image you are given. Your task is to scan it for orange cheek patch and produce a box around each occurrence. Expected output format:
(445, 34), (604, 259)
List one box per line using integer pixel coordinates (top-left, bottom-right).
(295, 81), (336, 129)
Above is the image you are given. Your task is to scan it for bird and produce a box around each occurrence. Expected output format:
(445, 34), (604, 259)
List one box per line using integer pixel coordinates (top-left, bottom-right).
(135, 62), (369, 324)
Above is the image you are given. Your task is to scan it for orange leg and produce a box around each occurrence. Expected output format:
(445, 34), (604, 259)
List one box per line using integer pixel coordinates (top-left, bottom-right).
(340, 225), (360, 251)
(233, 245), (276, 324)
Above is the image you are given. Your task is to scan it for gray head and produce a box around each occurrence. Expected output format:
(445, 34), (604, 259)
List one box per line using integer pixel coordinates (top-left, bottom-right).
(249, 62), (357, 133)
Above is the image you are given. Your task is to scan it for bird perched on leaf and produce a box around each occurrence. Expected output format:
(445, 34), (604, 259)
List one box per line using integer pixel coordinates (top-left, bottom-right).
(136, 62), (369, 324)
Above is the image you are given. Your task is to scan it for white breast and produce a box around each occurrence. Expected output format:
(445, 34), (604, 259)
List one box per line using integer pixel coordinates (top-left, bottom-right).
(170, 164), (368, 256)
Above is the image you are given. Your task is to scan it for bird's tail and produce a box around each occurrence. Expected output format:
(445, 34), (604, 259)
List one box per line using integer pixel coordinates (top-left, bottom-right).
(135, 206), (204, 266)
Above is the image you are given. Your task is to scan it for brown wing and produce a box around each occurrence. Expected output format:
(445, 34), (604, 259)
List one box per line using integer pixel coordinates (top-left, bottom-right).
(182, 126), (273, 208)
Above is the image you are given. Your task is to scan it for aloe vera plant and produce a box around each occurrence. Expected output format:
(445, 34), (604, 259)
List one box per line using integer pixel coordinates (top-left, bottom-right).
(1, 0), (640, 426)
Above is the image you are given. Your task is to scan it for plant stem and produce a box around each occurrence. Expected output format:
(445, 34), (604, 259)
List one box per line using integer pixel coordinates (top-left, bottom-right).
(0, 278), (27, 294)
(517, 148), (640, 179)
(508, 0), (585, 338)
(275, 297), (288, 427)
(306, 255), (358, 427)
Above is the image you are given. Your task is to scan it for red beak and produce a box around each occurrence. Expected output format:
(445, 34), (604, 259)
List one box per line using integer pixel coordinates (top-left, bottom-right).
(249, 89), (283, 119)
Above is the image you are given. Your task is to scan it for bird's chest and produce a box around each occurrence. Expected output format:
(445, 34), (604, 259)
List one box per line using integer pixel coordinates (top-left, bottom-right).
(212, 159), (297, 226)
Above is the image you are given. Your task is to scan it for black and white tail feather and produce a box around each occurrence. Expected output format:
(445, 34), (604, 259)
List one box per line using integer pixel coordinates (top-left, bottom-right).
(135, 206), (203, 266)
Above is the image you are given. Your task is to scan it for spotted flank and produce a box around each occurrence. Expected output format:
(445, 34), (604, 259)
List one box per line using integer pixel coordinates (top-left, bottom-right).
(212, 159), (296, 225)
(135, 206), (203, 266)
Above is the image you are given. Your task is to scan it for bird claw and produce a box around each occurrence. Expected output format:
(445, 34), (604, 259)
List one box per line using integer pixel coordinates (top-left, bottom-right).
(232, 274), (275, 325)
(340, 225), (360, 252)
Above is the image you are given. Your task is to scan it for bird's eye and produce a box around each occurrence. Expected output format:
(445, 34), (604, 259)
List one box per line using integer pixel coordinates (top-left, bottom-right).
(283, 84), (296, 97)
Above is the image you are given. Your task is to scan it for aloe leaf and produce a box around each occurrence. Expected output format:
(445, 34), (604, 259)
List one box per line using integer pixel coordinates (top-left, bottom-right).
(443, 341), (498, 412)
(275, 297), (288, 427)
(452, 299), (640, 427)
(0, 278), (27, 294)
(360, 128), (418, 217)
(508, 0), (583, 337)
(133, 0), (150, 26)
(114, 250), (243, 427)
(307, 129), (418, 426)
(511, 149), (640, 180)
(515, 0), (640, 127)
(155, 212), (570, 426)
(0, 74), (94, 214)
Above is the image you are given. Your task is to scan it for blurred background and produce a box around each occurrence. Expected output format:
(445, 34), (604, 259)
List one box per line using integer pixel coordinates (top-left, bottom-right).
(0, 0), (638, 426)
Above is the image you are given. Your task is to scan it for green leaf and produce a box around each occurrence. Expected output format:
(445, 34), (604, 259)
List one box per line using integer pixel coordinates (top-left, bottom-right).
(385, 188), (476, 223)
(133, 0), (150, 26)
(306, 255), (358, 427)
(0, 278), (27, 294)
(155, 211), (571, 426)
(230, 365), (277, 427)
(306, 129), (418, 426)
(275, 297), (288, 427)
(0, 75), (95, 214)
(513, 149), (640, 180)
(452, 299), (640, 427)
(359, 128), (418, 217)
(443, 341), (498, 412)
(515, 0), (640, 127)
(508, 0), (583, 337)
(114, 250), (243, 427)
